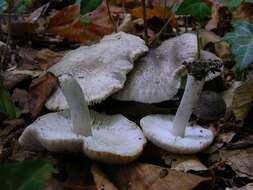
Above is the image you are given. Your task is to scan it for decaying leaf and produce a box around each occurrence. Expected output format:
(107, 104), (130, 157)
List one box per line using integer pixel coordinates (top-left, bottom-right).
(129, 6), (177, 27)
(162, 154), (208, 172)
(220, 147), (253, 179)
(91, 163), (118, 190)
(36, 49), (65, 70)
(200, 30), (231, 62)
(47, 3), (115, 43)
(28, 73), (57, 118)
(205, 1), (223, 31)
(107, 163), (211, 190)
(232, 3), (253, 23)
(223, 81), (253, 120)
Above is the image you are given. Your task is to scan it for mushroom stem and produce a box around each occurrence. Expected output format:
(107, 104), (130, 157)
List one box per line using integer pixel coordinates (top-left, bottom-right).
(59, 74), (92, 137)
(171, 75), (205, 137)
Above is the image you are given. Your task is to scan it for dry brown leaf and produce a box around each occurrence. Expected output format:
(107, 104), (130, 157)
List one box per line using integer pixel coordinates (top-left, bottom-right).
(28, 73), (57, 118)
(129, 6), (177, 27)
(91, 163), (118, 190)
(200, 30), (231, 62)
(162, 154), (207, 172)
(107, 163), (211, 190)
(47, 3), (114, 43)
(36, 49), (65, 70)
(205, 1), (223, 31)
(232, 3), (253, 23)
(223, 81), (253, 121)
(220, 147), (253, 179)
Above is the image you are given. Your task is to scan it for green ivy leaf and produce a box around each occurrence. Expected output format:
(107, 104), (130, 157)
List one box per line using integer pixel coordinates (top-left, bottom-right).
(0, 79), (16, 120)
(176, 0), (211, 21)
(79, 0), (103, 15)
(0, 0), (7, 13)
(0, 160), (54, 190)
(224, 21), (253, 70)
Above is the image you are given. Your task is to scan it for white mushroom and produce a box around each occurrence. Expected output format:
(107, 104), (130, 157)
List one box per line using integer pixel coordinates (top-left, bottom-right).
(140, 51), (222, 154)
(113, 33), (197, 103)
(19, 75), (146, 164)
(46, 32), (148, 111)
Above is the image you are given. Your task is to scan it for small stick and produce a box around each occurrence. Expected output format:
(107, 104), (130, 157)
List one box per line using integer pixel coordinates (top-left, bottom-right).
(106, 0), (117, 33)
(196, 24), (201, 60)
(149, 13), (174, 46)
(141, 0), (148, 44)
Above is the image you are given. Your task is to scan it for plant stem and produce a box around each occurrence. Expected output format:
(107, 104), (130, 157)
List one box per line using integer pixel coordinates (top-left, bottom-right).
(196, 25), (201, 60)
(106, 0), (117, 33)
(59, 74), (92, 137)
(171, 75), (205, 137)
(141, 0), (148, 44)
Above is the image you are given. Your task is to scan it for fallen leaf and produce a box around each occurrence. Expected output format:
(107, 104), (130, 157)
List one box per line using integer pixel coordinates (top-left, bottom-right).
(205, 0), (223, 31)
(91, 163), (118, 190)
(106, 163), (211, 190)
(28, 73), (57, 118)
(130, 6), (177, 27)
(47, 3), (114, 43)
(223, 81), (253, 120)
(232, 3), (253, 23)
(162, 154), (208, 172)
(220, 147), (253, 179)
(36, 49), (65, 70)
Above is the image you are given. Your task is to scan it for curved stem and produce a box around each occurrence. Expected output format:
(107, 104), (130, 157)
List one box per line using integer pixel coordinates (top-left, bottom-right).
(59, 74), (92, 137)
(171, 75), (205, 137)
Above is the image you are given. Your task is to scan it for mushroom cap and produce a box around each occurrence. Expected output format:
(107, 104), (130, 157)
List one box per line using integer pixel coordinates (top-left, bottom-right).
(83, 113), (146, 164)
(113, 33), (222, 103)
(19, 111), (146, 164)
(140, 115), (214, 154)
(113, 33), (197, 103)
(45, 32), (148, 111)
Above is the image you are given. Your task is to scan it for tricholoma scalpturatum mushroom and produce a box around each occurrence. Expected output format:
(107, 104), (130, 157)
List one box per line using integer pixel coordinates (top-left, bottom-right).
(140, 51), (223, 154)
(19, 32), (148, 164)
(19, 74), (146, 164)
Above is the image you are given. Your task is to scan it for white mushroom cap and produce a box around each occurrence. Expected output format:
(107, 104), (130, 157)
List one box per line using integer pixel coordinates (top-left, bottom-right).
(113, 34), (222, 103)
(18, 111), (84, 152)
(19, 111), (146, 163)
(83, 113), (146, 164)
(140, 115), (214, 154)
(45, 32), (148, 110)
(113, 33), (198, 103)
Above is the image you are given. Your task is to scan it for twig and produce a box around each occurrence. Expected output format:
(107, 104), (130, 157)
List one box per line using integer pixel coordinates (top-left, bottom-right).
(105, 0), (117, 33)
(196, 24), (201, 60)
(149, 13), (174, 46)
(141, 0), (148, 44)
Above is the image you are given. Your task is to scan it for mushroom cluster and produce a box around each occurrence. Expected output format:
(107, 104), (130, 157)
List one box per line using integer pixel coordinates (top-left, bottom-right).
(19, 32), (223, 165)
(19, 32), (148, 164)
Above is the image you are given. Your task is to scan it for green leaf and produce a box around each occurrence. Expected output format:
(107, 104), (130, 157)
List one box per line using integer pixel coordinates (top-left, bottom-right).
(224, 21), (253, 70)
(81, 15), (90, 25)
(227, 0), (242, 9)
(0, 79), (16, 120)
(14, 0), (34, 14)
(0, 160), (54, 190)
(176, 0), (211, 21)
(79, 0), (103, 15)
(0, 0), (7, 13)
